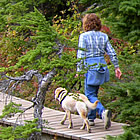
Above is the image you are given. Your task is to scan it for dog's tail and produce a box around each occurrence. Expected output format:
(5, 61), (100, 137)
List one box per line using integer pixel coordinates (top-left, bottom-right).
(79, 94), (99, 109)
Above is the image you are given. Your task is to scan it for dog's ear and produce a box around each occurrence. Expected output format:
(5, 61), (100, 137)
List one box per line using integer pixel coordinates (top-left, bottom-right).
(54, 87), (62, 99)
(54, 87), (66, 100)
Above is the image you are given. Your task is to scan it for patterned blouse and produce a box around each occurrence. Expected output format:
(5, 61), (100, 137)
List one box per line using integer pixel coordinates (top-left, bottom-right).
(77, 31), (119, 71)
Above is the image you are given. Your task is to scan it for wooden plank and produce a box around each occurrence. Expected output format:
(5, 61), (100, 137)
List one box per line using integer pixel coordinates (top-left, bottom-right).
(79, 129), (123, 139)
(44, 122), (124, 140)
(47, 118), (124, 132)
(0, 92), (126, 140)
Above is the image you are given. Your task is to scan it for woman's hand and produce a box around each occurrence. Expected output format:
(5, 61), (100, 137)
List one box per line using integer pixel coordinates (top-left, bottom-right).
(115, 67), (122, 79)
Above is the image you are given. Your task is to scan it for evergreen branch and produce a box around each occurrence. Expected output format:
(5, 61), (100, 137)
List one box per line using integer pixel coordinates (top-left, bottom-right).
(0, 102), (23, 119)
(14, 104), (34, 127)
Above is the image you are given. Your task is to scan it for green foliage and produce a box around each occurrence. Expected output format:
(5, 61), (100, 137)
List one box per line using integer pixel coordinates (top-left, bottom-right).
(0, 102), (23, 119)
(107, 129), (140, 140)
(79, 0), (140, 43)
(10, 7), (80, 91)
(53, 0), (82, 43)
(0, 0), (140, 140)
(0, 0), (69, 23)
(11, 7), (58, 71)
(0, 1), (36, 73)
(0, 118), (41, 140)
(101, 50), (140, 139)
(0, 0), (79, 74)
(0, 102), (41, 139)
(0, 3), (78, 76)
(0, 2), (83, 91)
(0, 0), (83, 106)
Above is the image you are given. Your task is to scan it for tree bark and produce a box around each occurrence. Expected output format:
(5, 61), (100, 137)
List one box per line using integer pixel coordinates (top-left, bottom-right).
(31, 69), (56, 139)
(0, 42), (64, 139)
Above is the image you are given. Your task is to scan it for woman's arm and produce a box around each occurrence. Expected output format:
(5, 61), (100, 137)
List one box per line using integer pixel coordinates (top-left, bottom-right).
(105, 35), (122, 79)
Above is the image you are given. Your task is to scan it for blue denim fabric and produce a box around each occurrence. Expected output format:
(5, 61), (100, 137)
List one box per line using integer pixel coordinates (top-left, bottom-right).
(84, 57), (108, 120)
(85, 57), (110, 86)
(85, 79), (105, 120)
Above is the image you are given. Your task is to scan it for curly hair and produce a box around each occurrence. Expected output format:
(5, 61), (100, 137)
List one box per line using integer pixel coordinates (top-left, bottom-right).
(82, 13), (101, 32)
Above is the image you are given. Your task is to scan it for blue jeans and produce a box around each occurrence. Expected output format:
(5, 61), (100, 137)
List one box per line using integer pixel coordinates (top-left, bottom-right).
(85, 79), (105, 120)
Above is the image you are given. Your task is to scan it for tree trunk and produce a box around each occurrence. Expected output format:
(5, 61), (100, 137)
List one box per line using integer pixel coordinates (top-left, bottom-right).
(31, 69), (56, 139)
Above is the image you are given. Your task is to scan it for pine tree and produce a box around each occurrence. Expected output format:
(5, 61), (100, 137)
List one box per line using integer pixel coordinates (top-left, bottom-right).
(1, 0), (139, 139)
(0, 0), (81, 90)
(79, 0), (140, 43)
(100, 49), (140, 139)
(0, 1), (81, 139)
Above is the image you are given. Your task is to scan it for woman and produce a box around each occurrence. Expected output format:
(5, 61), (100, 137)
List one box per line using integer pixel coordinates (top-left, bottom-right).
(76, 13), (122, 129)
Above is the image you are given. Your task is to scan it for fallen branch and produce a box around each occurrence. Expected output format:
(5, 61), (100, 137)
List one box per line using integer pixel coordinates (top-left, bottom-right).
(0, 41), (65, 140)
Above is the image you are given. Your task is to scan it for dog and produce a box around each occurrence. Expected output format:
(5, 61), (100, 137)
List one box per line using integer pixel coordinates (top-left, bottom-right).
(54, 87), (99, 132)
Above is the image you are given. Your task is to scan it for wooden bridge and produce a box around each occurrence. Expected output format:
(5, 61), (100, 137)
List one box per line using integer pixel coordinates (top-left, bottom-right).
(0, 92), (126, 140)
